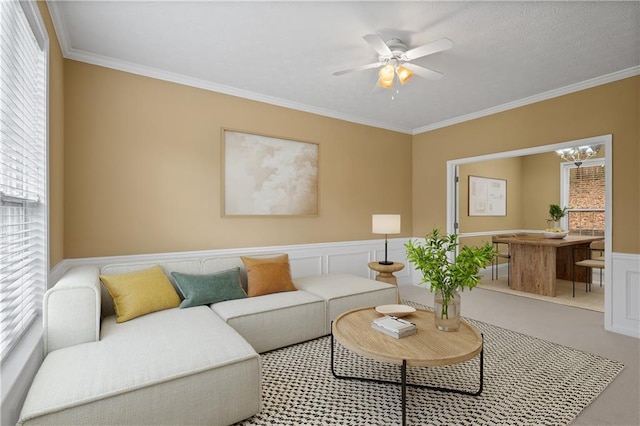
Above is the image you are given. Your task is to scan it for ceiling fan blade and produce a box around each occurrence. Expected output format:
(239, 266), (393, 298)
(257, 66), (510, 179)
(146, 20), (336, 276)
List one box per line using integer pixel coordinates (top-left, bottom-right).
(333, 62), (382, 76)
(404, 38), (453, 61)
(403, 63), (443, 80)
(363, 34), (392, 57)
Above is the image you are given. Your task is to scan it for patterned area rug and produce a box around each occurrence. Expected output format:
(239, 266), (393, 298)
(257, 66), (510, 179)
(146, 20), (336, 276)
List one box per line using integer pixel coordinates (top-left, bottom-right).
(234, 302), (624, 425)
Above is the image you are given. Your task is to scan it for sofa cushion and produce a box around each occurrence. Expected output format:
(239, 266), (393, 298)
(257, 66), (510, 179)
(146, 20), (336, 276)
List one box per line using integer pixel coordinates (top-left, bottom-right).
(19, 307), (261, 425)
(99, 265), (180, 323)
(293, 274), (398, 334)
(241, 254), (297, 297)
(171, 268), (247, 308)
(212, 290), (325, 353)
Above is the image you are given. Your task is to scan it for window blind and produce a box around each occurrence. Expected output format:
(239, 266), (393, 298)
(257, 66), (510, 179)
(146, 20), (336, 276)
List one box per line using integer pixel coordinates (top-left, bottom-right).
(0, 0), (47, 361)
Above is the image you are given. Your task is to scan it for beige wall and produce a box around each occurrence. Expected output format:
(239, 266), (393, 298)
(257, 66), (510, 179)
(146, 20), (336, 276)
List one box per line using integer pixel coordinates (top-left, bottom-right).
(459, 150), (607, 233)
(63, 61), (413, 258)
(521, 151), (563, 230)
(38, 1), (64, 267)
(458, 152), (564, 252)
(413, 76), (640, 254)
(48, 14), (638, 259)
(521, 149), (607, 230)
(459, 157), (523, 233)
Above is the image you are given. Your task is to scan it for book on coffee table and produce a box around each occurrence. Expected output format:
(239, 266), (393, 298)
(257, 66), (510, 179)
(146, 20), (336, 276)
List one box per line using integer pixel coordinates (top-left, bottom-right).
(371, 316), (417, 338)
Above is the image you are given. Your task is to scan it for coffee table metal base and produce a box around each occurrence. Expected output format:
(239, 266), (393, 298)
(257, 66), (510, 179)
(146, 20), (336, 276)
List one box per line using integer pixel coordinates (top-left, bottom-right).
(330, 331), (484, 426)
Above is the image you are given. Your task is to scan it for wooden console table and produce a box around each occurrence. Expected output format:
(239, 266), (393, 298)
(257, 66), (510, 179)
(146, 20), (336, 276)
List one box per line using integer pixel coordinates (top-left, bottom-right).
(492, 234), (603, 297)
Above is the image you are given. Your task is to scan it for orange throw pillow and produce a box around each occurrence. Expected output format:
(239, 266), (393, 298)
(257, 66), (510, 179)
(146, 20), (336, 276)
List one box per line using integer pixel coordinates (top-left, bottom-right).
(241, 254), (297, 297)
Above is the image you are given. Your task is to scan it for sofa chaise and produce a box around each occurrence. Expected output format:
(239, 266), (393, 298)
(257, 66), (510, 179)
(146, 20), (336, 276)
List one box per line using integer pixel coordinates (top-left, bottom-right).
(18, 253), (398, 425)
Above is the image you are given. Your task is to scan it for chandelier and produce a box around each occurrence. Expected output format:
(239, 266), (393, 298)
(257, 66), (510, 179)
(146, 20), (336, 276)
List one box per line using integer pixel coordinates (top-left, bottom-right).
(555, 145), (600, 167)
(377, 60), (413, 89)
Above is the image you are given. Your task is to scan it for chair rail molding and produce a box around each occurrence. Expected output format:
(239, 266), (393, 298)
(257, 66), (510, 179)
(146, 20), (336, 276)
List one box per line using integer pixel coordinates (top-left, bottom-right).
(50, 238), (414, 289)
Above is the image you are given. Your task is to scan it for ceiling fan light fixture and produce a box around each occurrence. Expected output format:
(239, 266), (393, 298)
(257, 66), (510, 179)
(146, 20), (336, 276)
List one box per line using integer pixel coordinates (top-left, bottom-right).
(334, 34), (454, 89)
(377, 77), (393, 89)
(396, 65), (413, 84)
(378, 63), (395, 88)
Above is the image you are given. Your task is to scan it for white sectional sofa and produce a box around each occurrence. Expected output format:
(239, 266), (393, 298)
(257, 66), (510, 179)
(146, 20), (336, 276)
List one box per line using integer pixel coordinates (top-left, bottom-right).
(18, 254), (398, 425)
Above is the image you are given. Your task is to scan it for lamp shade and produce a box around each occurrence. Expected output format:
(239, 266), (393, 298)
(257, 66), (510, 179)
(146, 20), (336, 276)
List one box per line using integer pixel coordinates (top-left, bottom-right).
(377, 78), (393, 89)
(378, 64), (395, 88)
(378, 64), (394, 81)
(372, 214), (401, 234)
(396, 65), (413, 84)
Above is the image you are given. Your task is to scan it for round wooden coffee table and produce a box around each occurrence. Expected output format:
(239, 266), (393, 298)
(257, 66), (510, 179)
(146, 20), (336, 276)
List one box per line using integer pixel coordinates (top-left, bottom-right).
(331, 307), (483, 426)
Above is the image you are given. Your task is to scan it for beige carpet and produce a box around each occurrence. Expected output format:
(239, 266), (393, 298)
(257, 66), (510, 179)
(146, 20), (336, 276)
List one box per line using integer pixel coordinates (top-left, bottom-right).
(398, 285), (639, 426)
(235, 303), (623, 426)
(478, 270), (604, 312)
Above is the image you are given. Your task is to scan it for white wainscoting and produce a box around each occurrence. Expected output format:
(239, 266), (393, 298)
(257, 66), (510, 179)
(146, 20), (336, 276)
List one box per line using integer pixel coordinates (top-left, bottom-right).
(50, 241), (640, 339)
(3, 238), (408, 426)
(51, 238), (415, 288)
(609, 252), (640, 338)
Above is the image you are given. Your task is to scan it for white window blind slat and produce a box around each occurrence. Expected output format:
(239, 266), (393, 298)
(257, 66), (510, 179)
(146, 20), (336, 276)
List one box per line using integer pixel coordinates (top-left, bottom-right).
(1, 274), (38, 308)
(1, 255), (38, 278)
(1, 277), (38, 304)
(0, 0), (47, 361)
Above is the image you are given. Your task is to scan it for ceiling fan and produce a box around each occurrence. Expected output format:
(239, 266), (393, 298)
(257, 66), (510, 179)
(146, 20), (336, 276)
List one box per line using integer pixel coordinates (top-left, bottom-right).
(334, 34), (453, 88)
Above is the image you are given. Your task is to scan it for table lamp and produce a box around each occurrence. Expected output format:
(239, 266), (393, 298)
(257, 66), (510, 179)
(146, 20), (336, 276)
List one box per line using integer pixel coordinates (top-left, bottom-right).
(372, 214), (401, 265)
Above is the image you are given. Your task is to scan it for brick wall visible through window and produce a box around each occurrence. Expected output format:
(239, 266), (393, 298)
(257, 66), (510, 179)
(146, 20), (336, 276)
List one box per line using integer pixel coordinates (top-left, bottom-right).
(567, 164), (605, 235)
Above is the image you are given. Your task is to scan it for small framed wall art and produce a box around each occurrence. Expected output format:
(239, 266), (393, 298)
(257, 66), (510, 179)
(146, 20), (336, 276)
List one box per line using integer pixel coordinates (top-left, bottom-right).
(222, 129), (319, 217)
(468, 175), (507, 216)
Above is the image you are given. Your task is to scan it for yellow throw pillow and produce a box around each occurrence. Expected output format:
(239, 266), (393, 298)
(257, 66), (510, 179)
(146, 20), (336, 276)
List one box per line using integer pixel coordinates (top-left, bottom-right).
(241, 254), (297, 297)
(100, 265), (181, 323)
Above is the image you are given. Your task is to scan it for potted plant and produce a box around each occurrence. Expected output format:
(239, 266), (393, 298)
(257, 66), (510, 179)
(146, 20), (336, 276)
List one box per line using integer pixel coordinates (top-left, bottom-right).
(405, 228), (495, 331)
(547, 204), (567, 232)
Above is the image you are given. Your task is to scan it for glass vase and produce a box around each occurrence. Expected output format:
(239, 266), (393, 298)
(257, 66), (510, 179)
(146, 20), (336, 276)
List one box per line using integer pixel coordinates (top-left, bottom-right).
(547, 219), (561, 231)
(434, 290), (461, 332)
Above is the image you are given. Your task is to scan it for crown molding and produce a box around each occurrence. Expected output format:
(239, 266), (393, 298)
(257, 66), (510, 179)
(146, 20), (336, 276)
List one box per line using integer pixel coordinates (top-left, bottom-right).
(46, 1), (412, 134)
(413, 66), (640, 135)
(46, 1), (70, 56)
(67, 47), (413, 134)
(47, 1), (638, 136)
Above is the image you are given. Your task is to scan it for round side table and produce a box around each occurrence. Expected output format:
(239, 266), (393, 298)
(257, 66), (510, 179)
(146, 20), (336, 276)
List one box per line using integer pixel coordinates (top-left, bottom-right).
(367, 261), (404, 303)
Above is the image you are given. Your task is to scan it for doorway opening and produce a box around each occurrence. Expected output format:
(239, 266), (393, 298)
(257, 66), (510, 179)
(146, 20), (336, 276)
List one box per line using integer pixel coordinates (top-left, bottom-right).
(446, 135), (612, 326)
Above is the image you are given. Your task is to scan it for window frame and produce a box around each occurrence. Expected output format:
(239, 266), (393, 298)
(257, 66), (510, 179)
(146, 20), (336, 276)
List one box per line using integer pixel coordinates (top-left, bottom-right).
(559, 157), (605, 233)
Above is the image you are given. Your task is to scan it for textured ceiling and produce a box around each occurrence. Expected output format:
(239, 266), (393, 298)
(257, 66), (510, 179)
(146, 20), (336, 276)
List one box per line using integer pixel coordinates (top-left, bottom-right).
(49, 1), (640, 134)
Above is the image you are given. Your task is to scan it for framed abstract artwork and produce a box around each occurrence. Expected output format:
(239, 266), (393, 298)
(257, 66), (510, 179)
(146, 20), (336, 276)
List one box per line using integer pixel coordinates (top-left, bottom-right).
(222, 129), (319, 216)
(468, 175), (507, 216)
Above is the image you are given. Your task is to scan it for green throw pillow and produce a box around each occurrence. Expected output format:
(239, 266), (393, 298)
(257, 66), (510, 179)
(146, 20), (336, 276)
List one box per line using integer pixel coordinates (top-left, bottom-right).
(171, 268), (247, 308)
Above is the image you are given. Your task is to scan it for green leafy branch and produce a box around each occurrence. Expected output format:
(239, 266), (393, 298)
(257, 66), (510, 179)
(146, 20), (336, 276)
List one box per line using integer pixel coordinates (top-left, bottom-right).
(405, 228), (496, 319)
